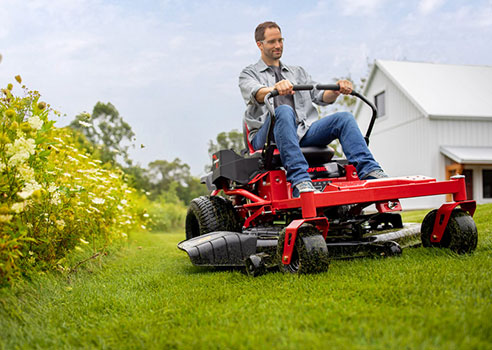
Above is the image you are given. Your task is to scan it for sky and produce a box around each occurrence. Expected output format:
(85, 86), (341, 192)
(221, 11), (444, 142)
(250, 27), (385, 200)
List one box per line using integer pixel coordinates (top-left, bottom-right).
(1, 0), (491, 175)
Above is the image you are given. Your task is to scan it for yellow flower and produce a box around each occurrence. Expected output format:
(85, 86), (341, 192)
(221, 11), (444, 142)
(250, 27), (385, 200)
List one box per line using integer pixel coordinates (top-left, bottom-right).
(0, 215), (13, 223)
(17, 165), (35, 182)
(28, 115), (43, 130)
(92, 198), (105, 205)
(0, 133), (9, 145)
(15, 75), (22, 84)
(56, 220), (66, 230)
(11, 202), (26, 214)
(6, 137), (36, 166)
(18, 181), (42, 199)
(5, 109), (16, 119)
(20, 122), (31, 132)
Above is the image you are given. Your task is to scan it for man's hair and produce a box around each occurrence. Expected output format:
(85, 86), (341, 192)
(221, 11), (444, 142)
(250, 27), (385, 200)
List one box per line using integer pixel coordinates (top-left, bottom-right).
(255, 21), (281, 42)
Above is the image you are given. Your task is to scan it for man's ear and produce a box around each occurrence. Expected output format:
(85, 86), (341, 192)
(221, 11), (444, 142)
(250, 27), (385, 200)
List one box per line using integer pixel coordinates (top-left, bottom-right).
(256, 41), (263, 50)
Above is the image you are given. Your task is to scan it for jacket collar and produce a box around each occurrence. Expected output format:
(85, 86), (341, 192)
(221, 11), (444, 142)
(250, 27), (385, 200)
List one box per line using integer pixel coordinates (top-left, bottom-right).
(255, 58), (291, 73)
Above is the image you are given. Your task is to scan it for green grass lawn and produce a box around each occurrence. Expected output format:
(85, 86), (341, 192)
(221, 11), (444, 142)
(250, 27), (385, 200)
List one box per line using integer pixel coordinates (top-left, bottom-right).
(2, 204), (492, 350)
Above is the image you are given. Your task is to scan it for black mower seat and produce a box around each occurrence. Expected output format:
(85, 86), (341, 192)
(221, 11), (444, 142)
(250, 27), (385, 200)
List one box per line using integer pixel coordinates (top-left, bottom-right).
(300, 146), (335, 165)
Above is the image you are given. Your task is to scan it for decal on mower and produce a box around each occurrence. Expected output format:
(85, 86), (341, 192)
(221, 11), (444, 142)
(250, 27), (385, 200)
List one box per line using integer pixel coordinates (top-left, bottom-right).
(308, 166), (328, 173)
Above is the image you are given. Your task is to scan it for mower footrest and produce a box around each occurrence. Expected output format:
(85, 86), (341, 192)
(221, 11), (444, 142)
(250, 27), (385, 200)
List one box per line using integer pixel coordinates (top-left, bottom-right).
(326, 240), (402, 258)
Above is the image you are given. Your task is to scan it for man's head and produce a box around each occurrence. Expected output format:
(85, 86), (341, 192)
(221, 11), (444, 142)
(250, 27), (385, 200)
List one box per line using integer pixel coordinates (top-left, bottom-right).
(255, 21), (284, 65)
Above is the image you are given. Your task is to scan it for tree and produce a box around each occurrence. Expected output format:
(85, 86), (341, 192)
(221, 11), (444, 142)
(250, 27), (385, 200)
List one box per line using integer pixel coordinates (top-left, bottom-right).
(208, 129), (244, 158)
(123, 165), (152, 194)
(69, 102), (135, 166)
(147, 158), (208, 204)
(148, 158), (190, 191)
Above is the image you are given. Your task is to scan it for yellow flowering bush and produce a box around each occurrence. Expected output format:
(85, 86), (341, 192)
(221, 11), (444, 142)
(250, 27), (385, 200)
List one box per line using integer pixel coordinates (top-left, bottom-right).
(0, 78), (144, 285)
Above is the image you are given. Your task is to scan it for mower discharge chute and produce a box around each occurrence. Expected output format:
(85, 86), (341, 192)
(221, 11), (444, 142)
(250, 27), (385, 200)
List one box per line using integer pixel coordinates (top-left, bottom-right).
(178, 84), (478, 276)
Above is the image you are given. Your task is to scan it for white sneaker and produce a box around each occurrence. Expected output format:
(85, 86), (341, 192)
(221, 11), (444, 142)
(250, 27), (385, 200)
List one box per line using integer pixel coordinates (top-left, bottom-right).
(293, 181), (316, 198)
(362, 169), (389, 180)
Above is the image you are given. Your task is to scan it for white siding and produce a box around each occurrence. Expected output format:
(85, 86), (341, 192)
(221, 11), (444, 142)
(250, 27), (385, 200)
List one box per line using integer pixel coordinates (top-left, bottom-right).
(356, 68), (437, 208)
(356, 67), (492, 208)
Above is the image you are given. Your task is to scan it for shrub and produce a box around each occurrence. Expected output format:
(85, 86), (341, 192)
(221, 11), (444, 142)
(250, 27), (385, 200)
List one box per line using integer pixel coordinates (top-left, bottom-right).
(132, 185), (187, 233)
(0, 78), (143, 285)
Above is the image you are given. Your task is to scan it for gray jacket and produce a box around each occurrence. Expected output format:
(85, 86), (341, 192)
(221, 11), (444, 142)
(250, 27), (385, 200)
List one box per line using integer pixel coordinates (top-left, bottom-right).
(239, 59), (331, 143)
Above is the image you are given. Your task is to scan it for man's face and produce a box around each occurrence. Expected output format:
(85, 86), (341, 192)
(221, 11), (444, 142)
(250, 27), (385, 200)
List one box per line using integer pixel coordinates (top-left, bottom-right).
(258, 27), (283, 61)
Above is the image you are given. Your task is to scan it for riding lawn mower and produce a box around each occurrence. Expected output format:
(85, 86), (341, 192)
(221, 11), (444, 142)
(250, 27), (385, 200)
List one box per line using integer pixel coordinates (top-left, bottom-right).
(177, 84), (478, 276)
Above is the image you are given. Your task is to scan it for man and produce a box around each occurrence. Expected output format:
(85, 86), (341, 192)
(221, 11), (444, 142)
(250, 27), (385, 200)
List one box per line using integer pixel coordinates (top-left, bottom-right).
(239, 21), (387, 197)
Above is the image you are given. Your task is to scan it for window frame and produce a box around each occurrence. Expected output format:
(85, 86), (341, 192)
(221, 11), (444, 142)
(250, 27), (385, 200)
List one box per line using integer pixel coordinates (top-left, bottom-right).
(482, 168), (492, 199)
(374, 90), (386, 118)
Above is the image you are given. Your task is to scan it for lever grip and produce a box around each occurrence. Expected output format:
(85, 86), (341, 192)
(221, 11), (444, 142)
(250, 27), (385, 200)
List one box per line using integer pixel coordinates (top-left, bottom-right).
(270, 84), (314, 97)
(315, 84), (340, 91)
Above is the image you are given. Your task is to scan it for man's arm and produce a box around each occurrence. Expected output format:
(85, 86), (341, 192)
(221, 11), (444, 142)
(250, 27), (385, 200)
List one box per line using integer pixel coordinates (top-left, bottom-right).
(255, 79), (294, 103)
(322, 79), (353, 103)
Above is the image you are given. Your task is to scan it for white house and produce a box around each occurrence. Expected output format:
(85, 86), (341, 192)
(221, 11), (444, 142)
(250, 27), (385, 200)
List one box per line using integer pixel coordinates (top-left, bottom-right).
(354, 60), (492, 209)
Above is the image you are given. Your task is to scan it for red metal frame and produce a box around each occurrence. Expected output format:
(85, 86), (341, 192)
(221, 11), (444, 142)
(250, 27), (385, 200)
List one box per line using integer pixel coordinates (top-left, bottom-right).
(216, 165), (476, 265)
(430, 200), (476, 243)
(282, 217), (329, 265)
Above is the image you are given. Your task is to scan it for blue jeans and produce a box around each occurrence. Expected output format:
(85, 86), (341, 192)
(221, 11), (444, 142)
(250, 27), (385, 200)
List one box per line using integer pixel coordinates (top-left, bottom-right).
(251, 105), (381, 186)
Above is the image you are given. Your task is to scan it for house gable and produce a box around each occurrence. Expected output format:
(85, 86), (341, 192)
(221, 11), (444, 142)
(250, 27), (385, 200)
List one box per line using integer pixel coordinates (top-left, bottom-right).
(356, 60), (492, 121)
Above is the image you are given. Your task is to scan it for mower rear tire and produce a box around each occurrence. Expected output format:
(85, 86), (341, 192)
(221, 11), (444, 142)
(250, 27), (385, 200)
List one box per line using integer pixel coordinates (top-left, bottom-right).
(421, 209), (478, 254)
(277, 224), (330, 274)
(185, 196), (241, 240)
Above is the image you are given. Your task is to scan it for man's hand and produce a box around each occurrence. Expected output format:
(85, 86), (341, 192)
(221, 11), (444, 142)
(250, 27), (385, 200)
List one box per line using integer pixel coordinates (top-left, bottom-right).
(337, 79), (353, 95)
(274, 79), (294, 95)
(322, 79), (353, 103)
(255, 79), (294, 103)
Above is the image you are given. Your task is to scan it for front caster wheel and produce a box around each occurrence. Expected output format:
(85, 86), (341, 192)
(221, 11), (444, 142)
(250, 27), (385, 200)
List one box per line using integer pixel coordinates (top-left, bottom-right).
(277, 225), (330, 274)
(421, 209), (478, 254)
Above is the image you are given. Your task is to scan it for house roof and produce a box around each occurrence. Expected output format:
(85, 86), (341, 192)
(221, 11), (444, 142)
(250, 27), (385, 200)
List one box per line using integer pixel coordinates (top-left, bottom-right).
(358, 60), (492, 120)
(440, 146), (492, 164)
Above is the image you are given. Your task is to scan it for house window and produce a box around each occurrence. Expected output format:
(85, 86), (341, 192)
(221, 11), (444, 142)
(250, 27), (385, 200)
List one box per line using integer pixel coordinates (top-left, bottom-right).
(483, 170), (492, 198)
(374, 91), (386, 118)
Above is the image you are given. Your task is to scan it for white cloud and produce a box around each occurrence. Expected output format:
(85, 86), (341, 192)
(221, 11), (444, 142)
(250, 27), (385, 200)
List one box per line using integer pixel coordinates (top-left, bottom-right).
(418, 0), (446, 15)
(340, 0), (387, 16)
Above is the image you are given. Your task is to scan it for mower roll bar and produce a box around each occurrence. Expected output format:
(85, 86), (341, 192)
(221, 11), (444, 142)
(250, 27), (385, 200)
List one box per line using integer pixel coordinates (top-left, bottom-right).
(263, 84), (378, 150)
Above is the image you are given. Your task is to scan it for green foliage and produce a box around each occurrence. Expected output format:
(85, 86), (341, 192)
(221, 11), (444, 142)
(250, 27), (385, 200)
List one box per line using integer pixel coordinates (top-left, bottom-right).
(0, 78), (145, 286)
(122, 164), (152, 194)
(129, 186), (187, 233)
(69, 102), (135, 166)
(147, 158), (208, 204)
(207, 129), (244, 162)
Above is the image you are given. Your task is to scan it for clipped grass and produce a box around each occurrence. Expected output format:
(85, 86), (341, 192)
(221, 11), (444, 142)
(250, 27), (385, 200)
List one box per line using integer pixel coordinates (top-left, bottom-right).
(1, 204), (492, 350)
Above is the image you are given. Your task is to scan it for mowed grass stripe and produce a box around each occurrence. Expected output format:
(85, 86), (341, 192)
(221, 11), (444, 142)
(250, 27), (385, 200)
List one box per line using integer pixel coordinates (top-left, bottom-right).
(1, 204), (492, 349)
